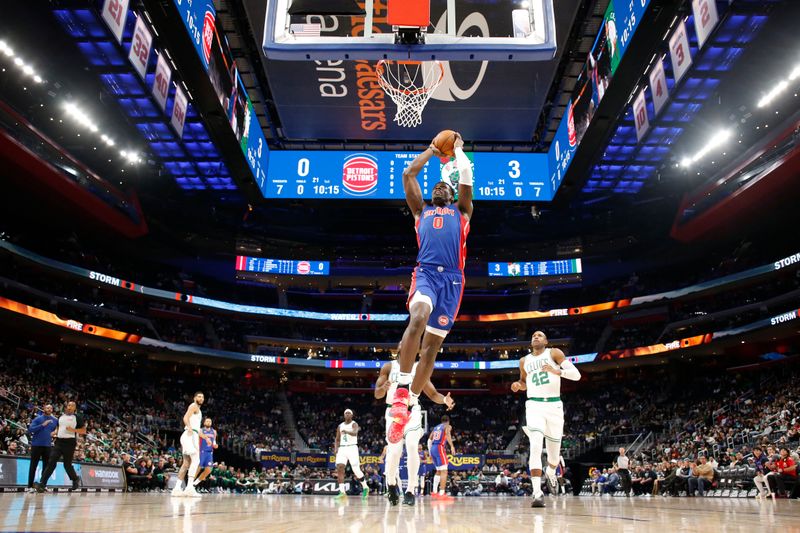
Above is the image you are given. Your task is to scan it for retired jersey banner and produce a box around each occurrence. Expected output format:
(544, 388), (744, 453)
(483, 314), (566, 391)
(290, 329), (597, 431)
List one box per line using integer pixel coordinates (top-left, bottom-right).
(152, 52), (172, 112)
(101, 0), (130, 44)
(633, 87), (650, 142)
(648, 56), (669, 116)
(128, 14), (153, 80)
(691, 0), (719, 49)
(669, 20), (693, 85)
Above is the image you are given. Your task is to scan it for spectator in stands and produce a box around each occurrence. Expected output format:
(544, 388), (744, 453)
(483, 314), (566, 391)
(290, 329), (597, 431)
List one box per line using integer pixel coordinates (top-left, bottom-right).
(494, 469), (511, 494)
(752, 446), (771, 498)
(590, 469), (605, 495)
(26, 404), (57, 492)
(122, 453), (142, 491)
(687, 456), (714, 497)
(152, 458), (169, 491)
(766, 447), (797, 497)
(602, 467), (620, 495)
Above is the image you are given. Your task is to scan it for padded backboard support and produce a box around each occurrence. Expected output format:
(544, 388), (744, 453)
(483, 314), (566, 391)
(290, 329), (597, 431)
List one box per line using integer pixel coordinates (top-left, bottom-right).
(262, 0), (557, 61)
(387, 0), (431, 27)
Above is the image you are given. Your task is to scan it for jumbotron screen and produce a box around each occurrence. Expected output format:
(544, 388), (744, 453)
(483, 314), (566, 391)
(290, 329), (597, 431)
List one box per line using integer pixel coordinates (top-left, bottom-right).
(488, 259), (582, 277)
(235, 256), (330, 276)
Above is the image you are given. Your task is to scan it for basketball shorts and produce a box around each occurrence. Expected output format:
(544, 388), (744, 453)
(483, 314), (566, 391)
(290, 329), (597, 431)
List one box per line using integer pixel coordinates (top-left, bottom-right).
(335, 445), (360, 468)
(199, 451), (214, 468)
(430, 443), (449, 470)
(384, 405), (423, 444)
(180, 430), (199, 455)
(525, 400), (564, 442)
(407, 265), (465, 336)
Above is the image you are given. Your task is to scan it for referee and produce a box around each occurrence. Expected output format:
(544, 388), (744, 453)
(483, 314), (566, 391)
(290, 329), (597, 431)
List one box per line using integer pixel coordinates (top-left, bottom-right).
(35, 401), (86, 492)
(615, 447), (631, 496)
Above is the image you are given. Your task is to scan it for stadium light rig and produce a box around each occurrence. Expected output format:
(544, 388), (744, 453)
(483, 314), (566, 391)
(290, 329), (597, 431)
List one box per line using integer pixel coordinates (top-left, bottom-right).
(680, 129), (732, 168)
(756, 63), (800, 108)
(0, 39), (43, 84)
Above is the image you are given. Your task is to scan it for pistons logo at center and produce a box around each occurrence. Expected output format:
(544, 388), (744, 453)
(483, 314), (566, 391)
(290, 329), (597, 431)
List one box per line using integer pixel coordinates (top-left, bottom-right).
(438, 315), (449, 327)
(202, 9), (216, 67)
(297, 261), (311, 275)
(342, 154), (378, 196)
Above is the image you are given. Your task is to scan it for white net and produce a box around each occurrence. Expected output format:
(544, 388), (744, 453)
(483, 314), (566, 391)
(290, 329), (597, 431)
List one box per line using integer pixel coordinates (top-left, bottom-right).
(376, 60), (444, 128)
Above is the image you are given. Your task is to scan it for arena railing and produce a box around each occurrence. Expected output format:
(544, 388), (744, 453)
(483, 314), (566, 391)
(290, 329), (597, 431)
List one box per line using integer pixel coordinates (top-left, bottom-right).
(0, 387), (21, 409)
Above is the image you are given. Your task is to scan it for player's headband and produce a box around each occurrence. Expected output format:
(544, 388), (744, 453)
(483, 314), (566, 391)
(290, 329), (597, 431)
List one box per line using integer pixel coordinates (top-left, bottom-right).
(344, 409), (353, 415)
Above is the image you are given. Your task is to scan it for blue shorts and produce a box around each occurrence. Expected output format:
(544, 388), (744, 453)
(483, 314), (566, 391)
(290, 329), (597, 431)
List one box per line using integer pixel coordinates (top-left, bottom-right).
(408, 265), (464, 335)
(430, 444), (449, 470)
(199, 451), (214, 468)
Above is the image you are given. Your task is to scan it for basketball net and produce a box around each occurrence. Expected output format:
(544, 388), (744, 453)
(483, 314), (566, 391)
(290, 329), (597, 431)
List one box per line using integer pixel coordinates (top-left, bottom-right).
(376, 60), (444, 128)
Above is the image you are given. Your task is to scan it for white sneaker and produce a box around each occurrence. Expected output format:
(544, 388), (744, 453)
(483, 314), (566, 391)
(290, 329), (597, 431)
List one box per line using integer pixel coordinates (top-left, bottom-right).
(183, 485), (201, 498)
(171, 483), (184, 497)
(544, 468), (558, 496)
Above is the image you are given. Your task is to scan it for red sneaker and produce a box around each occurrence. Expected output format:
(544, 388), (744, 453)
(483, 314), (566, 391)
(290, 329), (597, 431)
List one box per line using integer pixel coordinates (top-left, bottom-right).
(434, 494), (454, 502)
(430, 492), (441, 500)
(387, 388), (410, 443)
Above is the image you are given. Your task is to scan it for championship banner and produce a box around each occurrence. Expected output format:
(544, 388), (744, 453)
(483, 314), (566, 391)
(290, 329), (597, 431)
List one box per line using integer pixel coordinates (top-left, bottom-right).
(152, 52), (172, 112)
(170, 85), (188, 138)
(691, 0), (719, 49)
(648, 56), (669, 116)
(260, 451), (292, 468)
(633, 87), (650, 142)
(101, 0), (130, 44)
(128, 14), (153, 80)
(669, 20), (693, 85)
(485, 454), (519, 469)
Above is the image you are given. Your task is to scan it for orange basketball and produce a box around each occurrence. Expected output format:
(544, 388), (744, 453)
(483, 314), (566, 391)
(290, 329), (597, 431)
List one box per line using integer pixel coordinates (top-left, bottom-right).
(432, 129), (458, 157)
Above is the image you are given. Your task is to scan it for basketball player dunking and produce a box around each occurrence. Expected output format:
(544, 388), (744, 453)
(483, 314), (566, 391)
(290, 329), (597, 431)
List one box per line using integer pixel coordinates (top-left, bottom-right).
(334, 409), (370, 500)
(375, 349), (454, 506)
(511, 331), (581, 507)
(193, 417), (218, 491)
(389, 132), (474, 444)
(171, 391), (204, 498)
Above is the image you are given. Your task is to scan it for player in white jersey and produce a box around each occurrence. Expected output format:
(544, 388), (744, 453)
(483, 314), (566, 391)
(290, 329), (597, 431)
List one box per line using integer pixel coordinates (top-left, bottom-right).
(375, 354), (454, 506)
(172, 391), (204, 497)
(334, 409), (370, 500)
(511, 331), (581, 508)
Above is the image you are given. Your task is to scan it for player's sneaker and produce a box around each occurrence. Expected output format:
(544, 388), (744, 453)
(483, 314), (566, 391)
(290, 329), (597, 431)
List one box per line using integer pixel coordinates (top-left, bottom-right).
(402, 492), (415, 506)
(361, 486), (369, 500)
(183, 484), (201, 498)
(334, 491), (347, 501)
(387, 388), (411, 444)
(171, 483), (184, 497)
(531, 495), (545, 508)
(387, 485), (400, 506)
(436, 493), (454, 502)
(544, 467), (558, 496)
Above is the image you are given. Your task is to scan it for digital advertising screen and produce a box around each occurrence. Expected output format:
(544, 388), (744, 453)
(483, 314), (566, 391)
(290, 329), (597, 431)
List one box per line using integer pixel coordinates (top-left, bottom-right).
(488, 259), (582, 277)
(235, 255), (330, 276)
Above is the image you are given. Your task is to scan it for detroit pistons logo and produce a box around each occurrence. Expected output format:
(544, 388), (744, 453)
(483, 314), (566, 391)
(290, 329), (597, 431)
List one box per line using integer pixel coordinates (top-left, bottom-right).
(567, 102), (577, 147)
(202, 8), (216, 67)
(342, 154), (378, 196)
(438, 315), (449, 327)
(297, 261), (311, 275)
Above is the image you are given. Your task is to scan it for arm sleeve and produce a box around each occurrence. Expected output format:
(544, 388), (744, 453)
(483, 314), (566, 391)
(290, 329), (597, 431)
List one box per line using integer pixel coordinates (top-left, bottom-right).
(29, 416), (42, 433)
(453, 147), (473, 186)
(559, 359), (581, 381)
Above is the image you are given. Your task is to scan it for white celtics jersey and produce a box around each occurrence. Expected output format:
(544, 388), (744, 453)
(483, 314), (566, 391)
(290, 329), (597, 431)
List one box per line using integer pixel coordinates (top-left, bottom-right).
(386, 361), (419, 406)
(189, 405), (202, 432)
(339, 421), (358, 446)
(523, 349), (561, 399)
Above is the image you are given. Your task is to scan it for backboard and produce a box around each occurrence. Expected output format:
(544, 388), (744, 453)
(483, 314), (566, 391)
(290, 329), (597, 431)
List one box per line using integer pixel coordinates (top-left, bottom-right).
(263, 0), (557, 61)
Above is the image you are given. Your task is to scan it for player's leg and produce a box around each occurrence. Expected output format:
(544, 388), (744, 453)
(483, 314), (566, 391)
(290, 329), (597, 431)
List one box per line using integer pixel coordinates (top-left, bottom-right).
(335, 462), (347, 497)
(171, 453), (189, 496)
(526, 401), (547, 507)
(348, 448), (369, 499)
(403, 410), (424, 505)
(543, 403), (564, 496)
(184, 451), (201, 497)
(384, 442), (404, 505)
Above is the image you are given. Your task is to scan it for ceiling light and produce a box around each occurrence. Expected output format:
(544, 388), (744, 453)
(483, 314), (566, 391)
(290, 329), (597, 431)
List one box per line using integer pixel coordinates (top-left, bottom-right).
(33, 75), (42, 83)
(13, 57), (23, 66)
(681, 129), (731, 168)
(22, 65), (34, 76)
(757, 80), (789, 108)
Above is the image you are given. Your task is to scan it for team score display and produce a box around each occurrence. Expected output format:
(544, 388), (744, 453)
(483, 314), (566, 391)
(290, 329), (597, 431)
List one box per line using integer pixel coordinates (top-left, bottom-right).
(528, 371), (551, 387)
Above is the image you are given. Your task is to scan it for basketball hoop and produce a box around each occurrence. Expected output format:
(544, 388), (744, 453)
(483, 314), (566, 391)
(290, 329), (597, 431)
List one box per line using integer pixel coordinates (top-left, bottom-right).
(376, 60), (444, 128)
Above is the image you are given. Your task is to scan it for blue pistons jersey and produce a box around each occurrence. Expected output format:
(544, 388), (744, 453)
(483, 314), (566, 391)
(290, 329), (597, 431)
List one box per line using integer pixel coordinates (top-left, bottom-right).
(408, 205), (470, 334)
(415, 205), (470, 270)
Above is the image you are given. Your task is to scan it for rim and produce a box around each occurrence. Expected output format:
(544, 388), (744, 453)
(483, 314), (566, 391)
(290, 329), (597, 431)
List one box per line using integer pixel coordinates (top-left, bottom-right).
(375, 60), (445, 96)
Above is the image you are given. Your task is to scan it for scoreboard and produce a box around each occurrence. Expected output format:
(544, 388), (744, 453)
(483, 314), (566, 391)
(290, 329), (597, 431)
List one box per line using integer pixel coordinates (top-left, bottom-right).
(488, 259), (582, 277)
(260, 150), (552, 201)
(235, 256), (329, 276)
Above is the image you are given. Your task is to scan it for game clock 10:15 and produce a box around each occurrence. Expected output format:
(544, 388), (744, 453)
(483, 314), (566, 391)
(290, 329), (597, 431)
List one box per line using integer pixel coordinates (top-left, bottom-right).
(261, 151), (554, 201)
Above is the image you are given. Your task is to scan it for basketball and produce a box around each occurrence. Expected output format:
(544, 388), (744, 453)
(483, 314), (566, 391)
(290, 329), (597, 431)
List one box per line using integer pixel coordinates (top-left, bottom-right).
(432, 129), (458, 157)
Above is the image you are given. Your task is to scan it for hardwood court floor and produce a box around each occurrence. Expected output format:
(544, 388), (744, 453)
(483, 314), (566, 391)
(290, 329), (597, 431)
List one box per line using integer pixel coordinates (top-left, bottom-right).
(0, 493), (797, 533)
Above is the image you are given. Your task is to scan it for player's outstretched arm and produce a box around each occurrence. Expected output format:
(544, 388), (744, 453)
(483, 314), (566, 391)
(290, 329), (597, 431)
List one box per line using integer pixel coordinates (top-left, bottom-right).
(422, 381), (455, 410)
(545, 349), (582, 381)
(374, 362), (392, 399)
(334, 427), (340, 453)
(510, 358), (527, 392)
(403, 147), (435, 218)
(182, 404), (196, 431)
(453, 134), (474, 219)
